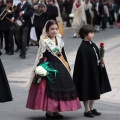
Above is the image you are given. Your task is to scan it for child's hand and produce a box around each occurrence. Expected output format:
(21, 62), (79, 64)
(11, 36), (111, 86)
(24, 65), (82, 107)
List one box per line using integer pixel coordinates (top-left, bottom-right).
(100, 59), (104, 64)
(100, 59), (105, 67)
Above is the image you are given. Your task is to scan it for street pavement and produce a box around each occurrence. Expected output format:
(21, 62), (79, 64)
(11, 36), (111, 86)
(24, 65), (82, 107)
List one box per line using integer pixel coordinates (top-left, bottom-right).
(0, 26), (120, 120)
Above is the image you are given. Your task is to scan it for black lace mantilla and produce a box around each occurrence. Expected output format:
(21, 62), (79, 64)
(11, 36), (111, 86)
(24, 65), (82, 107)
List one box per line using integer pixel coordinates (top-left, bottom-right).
(46, 90), (78, 101)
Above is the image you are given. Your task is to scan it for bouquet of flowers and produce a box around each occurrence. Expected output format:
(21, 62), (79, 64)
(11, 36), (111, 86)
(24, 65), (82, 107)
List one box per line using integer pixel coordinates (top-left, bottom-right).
(33, 62), (58, 83)
(99, 42), (105, 67)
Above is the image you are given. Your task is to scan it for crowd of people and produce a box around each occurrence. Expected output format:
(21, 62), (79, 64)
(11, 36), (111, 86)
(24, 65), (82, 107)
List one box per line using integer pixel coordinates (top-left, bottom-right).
(0, 0), (65, 58)
(70, 0), (120, 37)
(0, 0), (113, 119)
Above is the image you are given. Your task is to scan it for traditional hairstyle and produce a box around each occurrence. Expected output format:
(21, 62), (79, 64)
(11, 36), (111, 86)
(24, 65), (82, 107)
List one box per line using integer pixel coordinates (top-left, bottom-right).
(79, 24), (94, 39)
(46, 20), (58, 32)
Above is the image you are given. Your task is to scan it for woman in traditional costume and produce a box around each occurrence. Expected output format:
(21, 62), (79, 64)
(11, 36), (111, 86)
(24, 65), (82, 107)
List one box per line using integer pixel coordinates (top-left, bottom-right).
(26, 20), (81, 119)
(70, 0), (86, 38)
(0, 51), (13, 102)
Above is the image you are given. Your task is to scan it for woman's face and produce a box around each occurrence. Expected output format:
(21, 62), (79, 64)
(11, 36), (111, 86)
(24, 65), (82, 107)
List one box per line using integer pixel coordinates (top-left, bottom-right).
(47, 24), (59, 38)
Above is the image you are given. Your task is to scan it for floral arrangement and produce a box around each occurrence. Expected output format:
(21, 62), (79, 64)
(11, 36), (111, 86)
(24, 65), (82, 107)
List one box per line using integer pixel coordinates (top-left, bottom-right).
(33, 62), (58, 83)
(99, 42), (105, 67)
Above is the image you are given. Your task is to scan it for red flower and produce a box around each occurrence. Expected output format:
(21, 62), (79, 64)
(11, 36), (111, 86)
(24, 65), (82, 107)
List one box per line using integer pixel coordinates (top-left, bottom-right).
(100, 43), (104, 47)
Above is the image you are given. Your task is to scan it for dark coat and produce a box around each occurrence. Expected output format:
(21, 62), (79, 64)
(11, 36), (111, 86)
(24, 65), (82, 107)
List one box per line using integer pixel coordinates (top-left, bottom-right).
(32, 2), (48, 28)
(32, 4), (58, 40)
(57, 0), (64, 13)
(47, 4), (58, 21)
(33, 12), (48, 29)
(14, 1), (33, 27)
(0, 55), (13, 102)
(73, 40), (111, 101)
(108, 9), (115, 25)
(0, 5), (14, 31)
(63, 0), (73, 14)
(92, 2), (103, 25)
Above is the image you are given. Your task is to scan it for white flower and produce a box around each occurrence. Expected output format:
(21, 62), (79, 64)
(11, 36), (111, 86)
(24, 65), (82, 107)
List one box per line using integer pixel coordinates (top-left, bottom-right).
(35, 66), (47, 76)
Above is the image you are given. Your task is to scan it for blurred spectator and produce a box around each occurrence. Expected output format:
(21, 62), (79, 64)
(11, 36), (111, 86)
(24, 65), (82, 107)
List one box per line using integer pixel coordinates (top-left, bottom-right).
(64, 0), (74, 27)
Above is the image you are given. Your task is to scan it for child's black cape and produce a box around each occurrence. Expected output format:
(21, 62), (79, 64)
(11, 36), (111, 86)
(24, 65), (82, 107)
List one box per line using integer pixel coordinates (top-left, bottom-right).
(73, 40), (111, 101)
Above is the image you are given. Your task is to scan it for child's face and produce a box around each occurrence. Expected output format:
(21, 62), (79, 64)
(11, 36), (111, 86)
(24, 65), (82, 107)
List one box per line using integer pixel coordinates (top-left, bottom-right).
(47, 24), (59, 38)
(85, 32), (94, 41)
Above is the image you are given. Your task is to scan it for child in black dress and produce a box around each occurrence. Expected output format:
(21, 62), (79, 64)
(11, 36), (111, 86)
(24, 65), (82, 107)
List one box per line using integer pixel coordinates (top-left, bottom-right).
(73, 25), (111, 118)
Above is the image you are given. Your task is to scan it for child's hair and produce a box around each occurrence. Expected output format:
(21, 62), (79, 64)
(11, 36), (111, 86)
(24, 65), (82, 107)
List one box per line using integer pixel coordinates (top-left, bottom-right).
(46, 20), (58, 32)
(79, 24), (95, 39)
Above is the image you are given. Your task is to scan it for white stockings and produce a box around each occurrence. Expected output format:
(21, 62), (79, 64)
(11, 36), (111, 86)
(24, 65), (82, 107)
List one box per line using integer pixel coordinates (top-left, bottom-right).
(83, 100), (95, 112)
